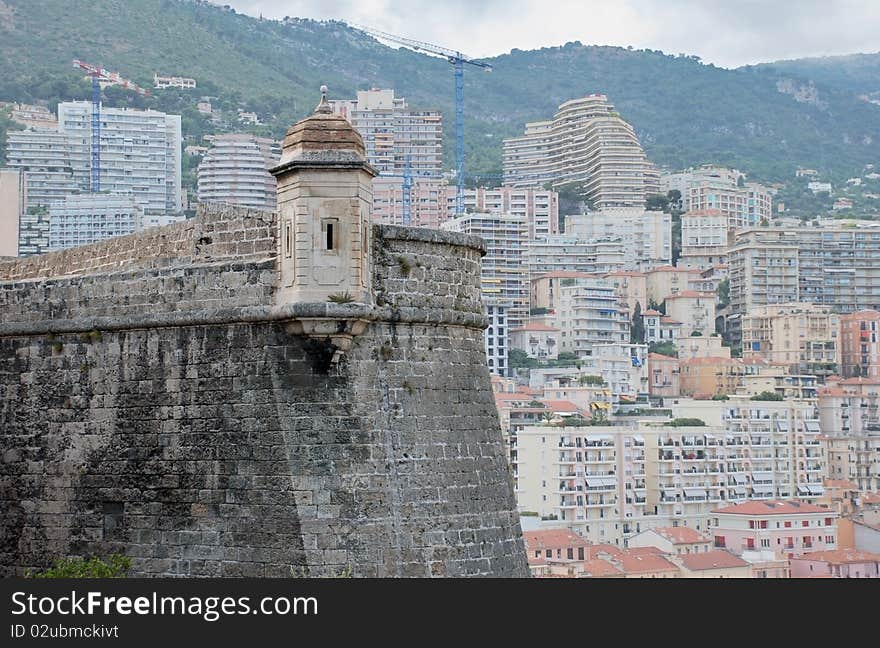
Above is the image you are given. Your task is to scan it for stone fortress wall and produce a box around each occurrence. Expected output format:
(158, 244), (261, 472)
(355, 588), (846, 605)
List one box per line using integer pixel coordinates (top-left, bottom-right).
(0, 201), (529, 577)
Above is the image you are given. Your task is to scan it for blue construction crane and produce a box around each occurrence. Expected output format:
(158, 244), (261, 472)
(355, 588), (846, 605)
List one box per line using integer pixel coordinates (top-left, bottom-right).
(350, 25), (492, 216)
(73, 59), (149, 193)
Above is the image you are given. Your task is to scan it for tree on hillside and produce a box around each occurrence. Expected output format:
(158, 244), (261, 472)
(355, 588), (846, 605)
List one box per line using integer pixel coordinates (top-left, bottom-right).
(717, 278), (730, 309)
(646, 194), (669, 212)
(631, 302), (645, 344)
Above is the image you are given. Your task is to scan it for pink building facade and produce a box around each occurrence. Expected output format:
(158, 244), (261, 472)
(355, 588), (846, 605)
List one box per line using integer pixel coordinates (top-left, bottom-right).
(710, 500), (838, 560)
(790, 549), (880, 578)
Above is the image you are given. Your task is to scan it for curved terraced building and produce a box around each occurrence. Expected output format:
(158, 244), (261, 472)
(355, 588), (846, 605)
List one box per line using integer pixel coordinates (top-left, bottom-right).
(503, 94), (659, 210)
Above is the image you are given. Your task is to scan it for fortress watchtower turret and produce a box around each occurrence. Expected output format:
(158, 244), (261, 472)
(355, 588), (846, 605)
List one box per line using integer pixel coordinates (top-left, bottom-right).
(270, 86), (377, 305)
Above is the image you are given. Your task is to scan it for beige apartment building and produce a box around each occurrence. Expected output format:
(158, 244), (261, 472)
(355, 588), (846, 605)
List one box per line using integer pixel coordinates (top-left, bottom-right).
(647, 353), (680, 397)
(819, 377), (880, 492)
(679, 357), (744, 397)
(740, 303), (839, 377)
(553, 278), (630, 354)
(674, 334), (730, 360)
(603, 271), (647, 313)
(665, 291), (717, 337)
(531, 271), (596, 311)
(645, 265), (702, 305)
(503, 94), (659, 209)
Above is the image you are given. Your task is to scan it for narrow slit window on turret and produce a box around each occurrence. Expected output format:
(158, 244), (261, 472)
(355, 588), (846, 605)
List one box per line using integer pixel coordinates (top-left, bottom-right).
(322, 218), (339, 251)
(284, 220), (292, 258)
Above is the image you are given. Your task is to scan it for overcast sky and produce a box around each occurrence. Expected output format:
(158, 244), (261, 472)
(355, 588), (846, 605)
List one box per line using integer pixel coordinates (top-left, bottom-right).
(219, 0), (880, 68)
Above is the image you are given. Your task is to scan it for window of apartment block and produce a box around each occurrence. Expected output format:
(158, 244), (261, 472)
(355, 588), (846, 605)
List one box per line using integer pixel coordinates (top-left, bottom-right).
(714, 536), (726, 548)
(825, 518), (833, 526)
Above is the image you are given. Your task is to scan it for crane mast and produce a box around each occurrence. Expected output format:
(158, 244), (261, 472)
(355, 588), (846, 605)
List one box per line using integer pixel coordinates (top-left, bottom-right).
(72, 59), (151, 192)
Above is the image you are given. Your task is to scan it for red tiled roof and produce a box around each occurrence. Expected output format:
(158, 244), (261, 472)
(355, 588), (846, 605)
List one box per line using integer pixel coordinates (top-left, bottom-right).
(681, 550), (749, 571)
(790, 549), (880, 565)
(840, 310), (880, 321)
(683, 209), (725, 217)
(494, 393), (534, 403)
(712, 500), (832, 516)
(604, 271), (645, 277)
(648, 353), (679, 362)
(660, 316), (683, 324)
(643, 309), (663, 316)
(626, 546), (665, 555)
(523, 529), (589, 553)
(839, 377), (880, 386)
(588, 544), (624, 559)
(580, 559), (623, 577)
(539, 399), (580, 413)
(614, 551), (679, 574)
(533, 271), (597, 279)
(511, 323), (560, 332)
(651, 526), (710, 545)
(647, 265), (686, 273)
(823, 479), (860, 490)
(665, 290), (714, 299)
(680, 356), (740, 366)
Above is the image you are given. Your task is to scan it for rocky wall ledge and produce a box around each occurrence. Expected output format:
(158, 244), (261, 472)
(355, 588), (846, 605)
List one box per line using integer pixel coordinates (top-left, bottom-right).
(0, 301), (489, 338)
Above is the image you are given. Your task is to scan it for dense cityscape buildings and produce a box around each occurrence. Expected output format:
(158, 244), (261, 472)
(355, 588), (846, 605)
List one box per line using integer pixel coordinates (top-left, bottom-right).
(2, 33), (880, 579)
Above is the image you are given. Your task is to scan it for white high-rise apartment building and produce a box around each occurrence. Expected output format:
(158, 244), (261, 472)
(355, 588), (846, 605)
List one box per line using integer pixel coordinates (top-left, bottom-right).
(5, 129), (80, 256)
(5, 130), (79, 210)
(553, 278), (630, 355)
(527, 236), (626, 276)
(566, 208), (671, 270)
(503, 94), (660, 209)
(446, 187), (560, 239)
(329, 88), (442, 177)
(514, 397), (825, 545)
(661, 165), (772, 228)
(197, 134), (280, 211)
(57, 101), (182, 215)
(441, 212), (529, 331)
(485, 305), (510, 377)
(679, 209), (730, 268)
(48, 194), (143, 251)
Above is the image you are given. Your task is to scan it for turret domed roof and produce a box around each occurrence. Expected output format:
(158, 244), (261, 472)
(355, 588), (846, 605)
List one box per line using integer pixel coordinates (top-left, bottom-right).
(275, 86), (367, 168)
